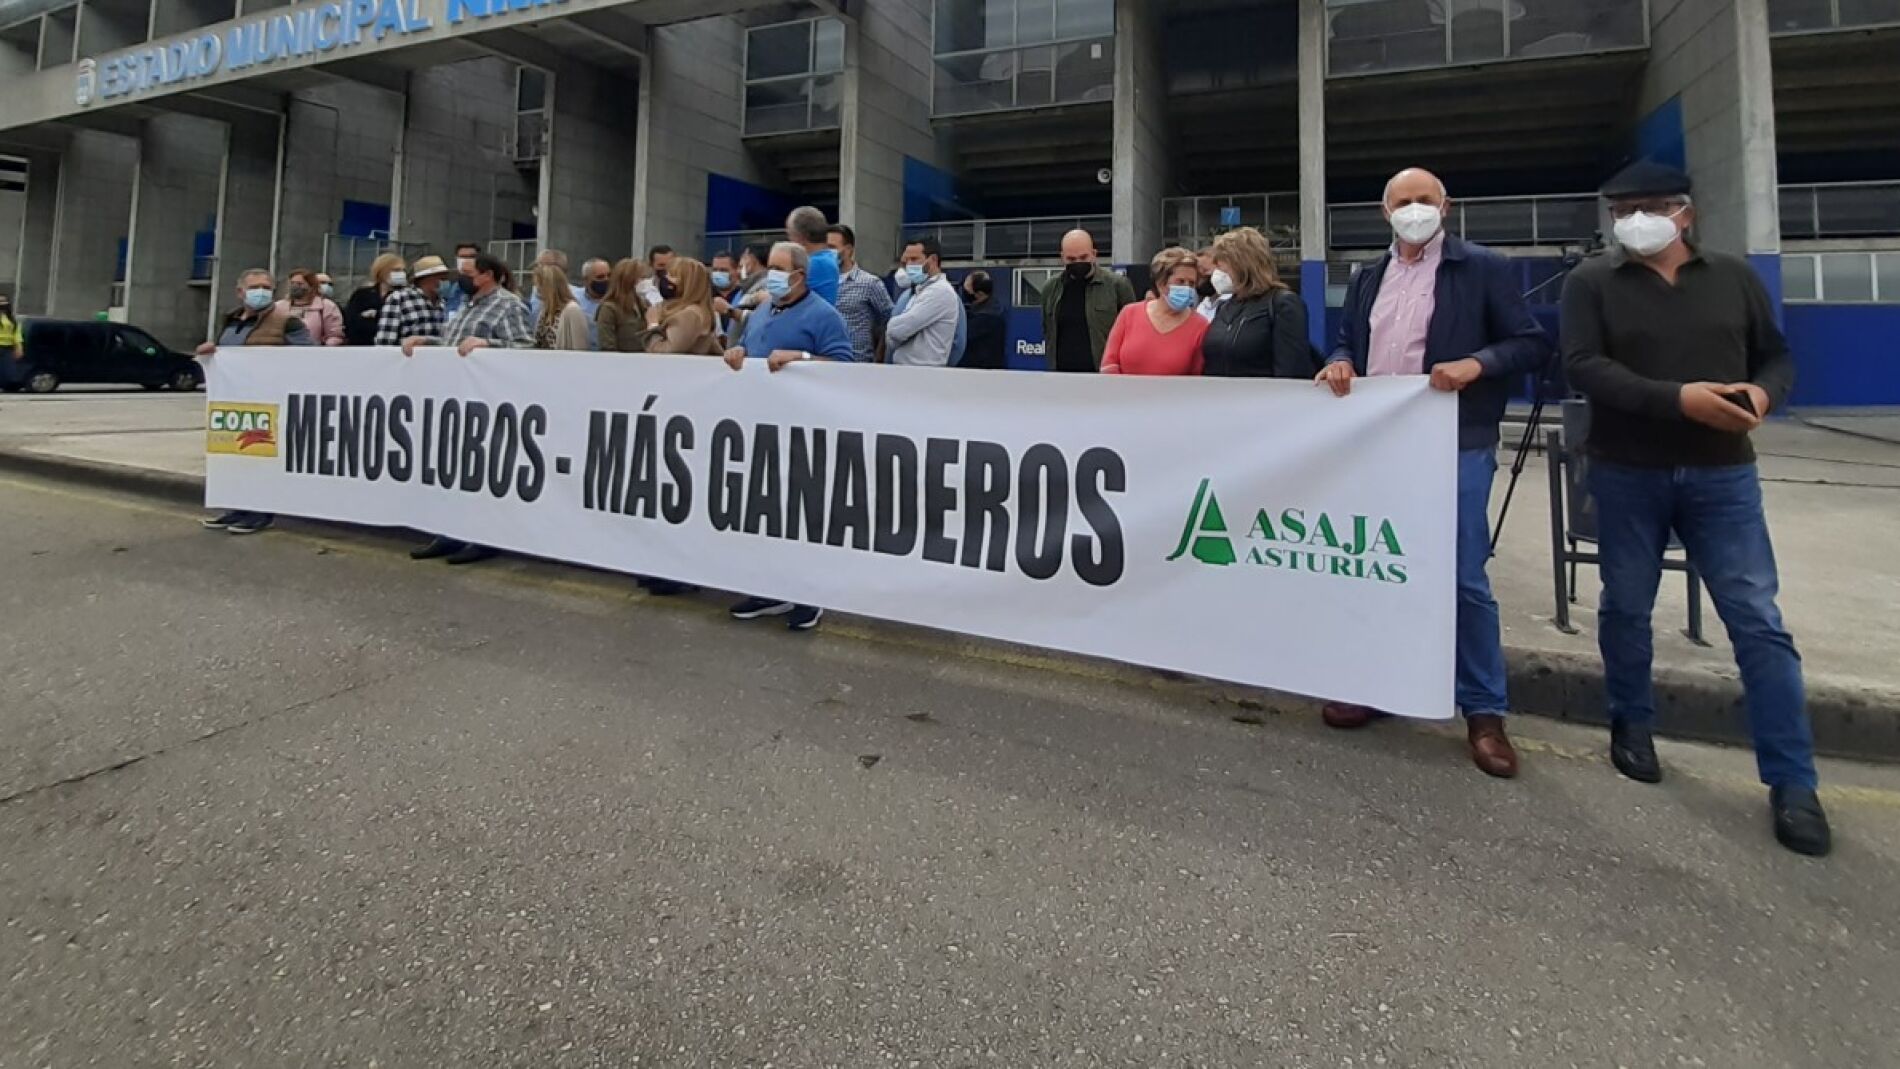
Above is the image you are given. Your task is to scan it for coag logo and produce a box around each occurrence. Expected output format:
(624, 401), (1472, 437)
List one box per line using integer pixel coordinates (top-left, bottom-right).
(1167, 478), (1410, 585)
(207, 403), (279, 458)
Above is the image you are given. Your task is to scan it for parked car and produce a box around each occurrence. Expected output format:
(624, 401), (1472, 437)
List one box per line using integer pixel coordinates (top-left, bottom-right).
(1, 319), (202, 394)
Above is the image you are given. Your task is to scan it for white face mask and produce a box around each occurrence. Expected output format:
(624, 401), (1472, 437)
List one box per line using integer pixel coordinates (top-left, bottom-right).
(1613, 209), (1684, 258)
(893, 268), (913, 291)
(388, 271), (408, 288)
(1210, 269), (1235, 297)
(1389, 202), (1444, 246)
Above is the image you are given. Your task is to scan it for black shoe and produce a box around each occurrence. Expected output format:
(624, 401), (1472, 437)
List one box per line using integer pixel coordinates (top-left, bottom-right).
(1610, 719), (1662, 784)
(786, 605), (824, 631)
(227, 513), (274, 535)
(730, 597), (794, 620)
(444, 544), (499, 565)
(201, 510), (246, 530)
(1770, 785), (1832, 857)
(410, 537), (466, 561)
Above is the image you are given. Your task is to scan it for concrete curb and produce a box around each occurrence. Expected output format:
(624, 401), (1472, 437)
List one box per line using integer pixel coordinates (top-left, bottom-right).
(4, 444), (1896, 764)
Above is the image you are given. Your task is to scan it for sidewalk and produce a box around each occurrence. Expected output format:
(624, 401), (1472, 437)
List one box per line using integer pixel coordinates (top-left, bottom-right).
(5, 389), (1899, 761)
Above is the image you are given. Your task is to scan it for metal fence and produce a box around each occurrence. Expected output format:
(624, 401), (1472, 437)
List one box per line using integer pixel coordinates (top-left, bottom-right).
(1162, 193), (1301, 251)
(1325, 0), (1649, 77)
(906, 215), (1114, 263)
(320, 234), (429, 293)
(703, 230), (782, 262)
(1328, 193), (1599, 249)
(488, 239), (543, 278)
(1779, 181), (1900, 240)
(1768, 0), (1900, 33)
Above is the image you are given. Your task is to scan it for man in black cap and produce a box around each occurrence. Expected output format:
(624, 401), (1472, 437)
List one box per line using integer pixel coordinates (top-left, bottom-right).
(1561, 160), (1828, 857)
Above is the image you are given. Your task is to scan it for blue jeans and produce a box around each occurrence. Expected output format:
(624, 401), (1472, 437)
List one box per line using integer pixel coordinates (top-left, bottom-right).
(1456, 447), (1510, 717)
(1588, 461), (1815, 789)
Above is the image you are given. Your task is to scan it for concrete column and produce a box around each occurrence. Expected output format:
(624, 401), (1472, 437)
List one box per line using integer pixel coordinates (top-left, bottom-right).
(543, 61), (640, 266)
(49, 129), (136, 319)
(1297, 0), (1328, 349)
(125, 112), (225, 349)
(1110, 0), (1165, 266)
(394, 57), (536, 257)
(632, 17), (764, 257)
(1639, 0), (1781, 290)
(278, 82), (403, 276)
(5, 146), (61, 314)
(212, 111), (282, 338)
(840, 0), (944, 270)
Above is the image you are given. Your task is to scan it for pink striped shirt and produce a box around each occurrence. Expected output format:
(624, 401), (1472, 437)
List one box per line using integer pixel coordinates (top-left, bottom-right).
(1366, 232), (1444, 377)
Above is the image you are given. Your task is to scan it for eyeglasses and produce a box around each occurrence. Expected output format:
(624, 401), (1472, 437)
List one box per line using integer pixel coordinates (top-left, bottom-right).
(1609, 200), (1689, 220)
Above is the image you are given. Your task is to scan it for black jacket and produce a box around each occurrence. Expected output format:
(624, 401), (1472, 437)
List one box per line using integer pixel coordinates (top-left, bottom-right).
(1328, 235), (1550, 450)
(962, 299), (1008, 370)
(1201, 289), (1313, 379)
(341, 285), (386, 346)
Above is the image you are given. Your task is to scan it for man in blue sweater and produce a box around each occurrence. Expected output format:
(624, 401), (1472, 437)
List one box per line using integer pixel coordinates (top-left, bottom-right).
(720, 241), (856, 631)
(722, 241), (856, 371)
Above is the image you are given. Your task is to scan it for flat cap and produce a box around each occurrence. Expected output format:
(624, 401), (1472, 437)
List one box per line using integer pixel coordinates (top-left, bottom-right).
(1600, 160), (1693, 198)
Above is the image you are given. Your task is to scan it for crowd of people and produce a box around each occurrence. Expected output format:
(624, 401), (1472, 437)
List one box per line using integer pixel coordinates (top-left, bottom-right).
(191, 164), (1829, 857)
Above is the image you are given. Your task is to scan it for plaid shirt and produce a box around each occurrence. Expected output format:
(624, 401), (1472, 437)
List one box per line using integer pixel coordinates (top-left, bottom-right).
(373, 286), (446, 346)
(436, 287), (535, 349)
(834, 266), (893, 363)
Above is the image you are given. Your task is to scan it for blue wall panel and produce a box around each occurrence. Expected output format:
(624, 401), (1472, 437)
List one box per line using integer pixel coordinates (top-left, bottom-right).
(704, 173), (804, 237)
(338, 200), (391, 238)
(1785, 305), (1900, 407)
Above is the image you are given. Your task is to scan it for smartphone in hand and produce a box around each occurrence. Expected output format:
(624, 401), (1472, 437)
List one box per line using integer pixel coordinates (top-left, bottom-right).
(1724, 389), (1758, 417)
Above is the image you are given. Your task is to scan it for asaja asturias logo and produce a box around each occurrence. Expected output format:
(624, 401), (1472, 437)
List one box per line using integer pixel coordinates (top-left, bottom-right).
(1167, 478), (1409, 585)
(207, 402), (279, 458)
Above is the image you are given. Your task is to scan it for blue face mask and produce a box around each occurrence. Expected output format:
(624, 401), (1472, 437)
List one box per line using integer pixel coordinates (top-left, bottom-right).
(764, 269), (793, 299)
(711, 271), (732, 290)
(1166, 284), (1196, 312)
(904, 264), (927, 286)
(243, 288), (274, 311)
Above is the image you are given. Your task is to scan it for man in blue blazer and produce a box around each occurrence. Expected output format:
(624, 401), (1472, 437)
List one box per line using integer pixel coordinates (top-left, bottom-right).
(1314, 167), (1552, 777)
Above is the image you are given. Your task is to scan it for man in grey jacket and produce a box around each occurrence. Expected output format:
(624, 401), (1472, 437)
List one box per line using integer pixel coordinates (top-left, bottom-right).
(886, 235), (960, 367)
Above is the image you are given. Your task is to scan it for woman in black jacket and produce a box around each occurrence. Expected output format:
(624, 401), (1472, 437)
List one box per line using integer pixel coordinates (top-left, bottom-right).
(341, 253), (406, 346)
(1200, 226), (1313, 379)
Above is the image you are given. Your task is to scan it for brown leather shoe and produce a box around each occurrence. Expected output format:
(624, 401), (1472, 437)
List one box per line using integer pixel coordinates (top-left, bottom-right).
(1322, 702), (1385, 730)
(1466, 714), (1519, 779)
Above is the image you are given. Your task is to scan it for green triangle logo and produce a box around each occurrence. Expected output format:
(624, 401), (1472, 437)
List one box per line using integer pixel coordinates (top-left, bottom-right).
(1167, 479), (1237, 566)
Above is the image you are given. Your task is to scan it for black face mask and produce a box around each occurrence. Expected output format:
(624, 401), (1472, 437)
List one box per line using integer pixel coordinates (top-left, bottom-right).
(1196, 280), (1218, 299)
(656, 276), (677, 301)
(457, 276), (480, 297)
(1064, 261), (1093, 282)
(588, 280), (610, 298)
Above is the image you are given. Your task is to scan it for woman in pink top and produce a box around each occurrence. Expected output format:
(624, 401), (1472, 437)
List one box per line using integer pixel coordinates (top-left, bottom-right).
(1100, 246), (1209, 376)
(276, 267), (345, 346)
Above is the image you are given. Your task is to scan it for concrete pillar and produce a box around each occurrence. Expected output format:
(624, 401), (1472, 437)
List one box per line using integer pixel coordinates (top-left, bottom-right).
(49, 129), (136, 319)
(394, 57), (536, 258)
(1110, 0), (1165, 266)
(543, 61), (640, 266)
(125, 112), (225, 349)
(1297, 0), (1328, 349)
(7, 146), (61, 314)
(214, 111), (284, 333)
(632, 17), (765, 258)
(278, 82), (403, 276)
(1639, 0), (1781, 291)
(840, 0), (944, 271)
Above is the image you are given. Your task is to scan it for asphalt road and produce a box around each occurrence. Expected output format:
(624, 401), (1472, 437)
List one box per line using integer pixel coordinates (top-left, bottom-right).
(1, 472), (1896, 1069)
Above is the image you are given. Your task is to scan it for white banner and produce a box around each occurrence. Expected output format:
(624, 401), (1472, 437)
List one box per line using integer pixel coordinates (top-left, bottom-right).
(206, 349), (1458, 719)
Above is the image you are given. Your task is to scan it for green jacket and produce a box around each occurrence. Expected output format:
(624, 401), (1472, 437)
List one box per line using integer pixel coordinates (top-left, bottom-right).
(1040, 265), (1137, 370)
